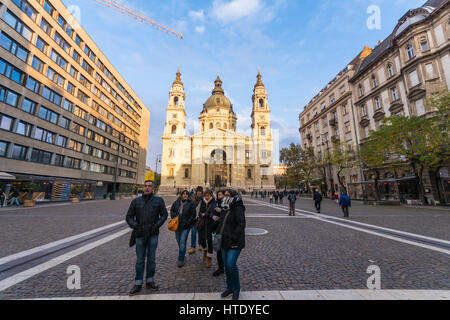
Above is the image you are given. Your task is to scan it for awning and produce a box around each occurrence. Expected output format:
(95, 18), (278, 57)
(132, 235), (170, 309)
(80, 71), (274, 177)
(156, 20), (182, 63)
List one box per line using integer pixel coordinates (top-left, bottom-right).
(0, 172), (16, 180)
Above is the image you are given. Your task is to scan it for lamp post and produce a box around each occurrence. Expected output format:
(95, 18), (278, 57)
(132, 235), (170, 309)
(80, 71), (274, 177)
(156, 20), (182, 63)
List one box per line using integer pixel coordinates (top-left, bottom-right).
(111, 131), (123, 200)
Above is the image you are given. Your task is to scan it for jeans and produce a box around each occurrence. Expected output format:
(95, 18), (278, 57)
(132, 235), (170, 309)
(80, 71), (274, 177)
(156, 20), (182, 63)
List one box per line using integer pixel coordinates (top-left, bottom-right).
(198, 227), (213, 256)
(342, 206), (349, 217)
(216, 249), (224, 271)
(190, 226), (198, 249)
(135, 235), (159, 285)
(10, 197), (19, 206)
(315, 201), (321, 212)
(289, 202), (296, 215)
(176, 228), (190, 262)
(222, 249), (242, 292)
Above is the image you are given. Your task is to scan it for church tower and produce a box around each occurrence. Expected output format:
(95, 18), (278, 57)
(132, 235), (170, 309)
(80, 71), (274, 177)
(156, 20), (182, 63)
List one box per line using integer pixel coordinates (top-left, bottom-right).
(251, 71), (275, 190)
(160, 68), (190, 192)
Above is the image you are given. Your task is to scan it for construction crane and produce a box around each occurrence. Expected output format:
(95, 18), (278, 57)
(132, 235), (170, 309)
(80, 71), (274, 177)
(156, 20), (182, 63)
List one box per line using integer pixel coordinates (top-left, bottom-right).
(92, 0), (184, 39)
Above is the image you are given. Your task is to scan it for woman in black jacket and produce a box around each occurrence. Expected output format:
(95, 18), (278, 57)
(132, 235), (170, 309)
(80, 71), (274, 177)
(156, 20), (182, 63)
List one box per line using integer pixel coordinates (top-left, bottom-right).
(197, 189), (216, 268)
(214, 190), (246, 301)
(170, 190), (196, 268)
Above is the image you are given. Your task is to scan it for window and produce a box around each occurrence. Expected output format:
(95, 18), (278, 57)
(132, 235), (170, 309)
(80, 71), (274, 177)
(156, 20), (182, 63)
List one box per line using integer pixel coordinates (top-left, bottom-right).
(69, 140), (83, 152)
(420, 37), (429, 52)
(0, 59), (23, 84)
(247, 169), (252, 179)
(38, 106), (58, 124)
(66, 157), (81, 169)
(410, 70), (419, 87)
(62, 99), (73, 112)
(69, 66), (78, 78)
(72, 50), (80, 63)
(75, 35), (82, 46)
(25, 76), (40, 94)
(171, 125), (177, 135)
(21, 98), (36, 114)
(342, 104), (348, 115)
(73, 105), (87, 120)
(3, 10), (33, 41)
(0, 86), (19, 106)
(407, 44), (415, 60)
(0, 141), (7, 157)
(359, 84), (364, 97)
(56, 135), (68, 147)
(11, 144), (27, 160)
(54, 154), (64, 167)
(361, 105), (367, 117)
(66, 82), (75, 95)
(42, 87), (62, 105)
(330, 95), (335, 104)
(388, 64), (394, 77)
(11, 0), (37, 22)
(84, 45), (95, 61)
(81, 60), (94, 76)
(54, 32), (70, 53)
(372, 75), (378, 88)
(50, 49), (67, 70)
(58, 116), (70, 129)
(31, 149), (51, 164)
(345, 122), (351, 133)
(391, 87), (399, 101)
(35, 36), (47, 53)
(0, 114), (13, 131)
(15, 120), (32, 136)
(46, 67), (64, 87)
(0, 32), (29, 61)
(375, 97), (381, 110)
(57, 15), (72, 36)
(340, 86), (345, 95)
(33, 127), (55, 144)
(425, 63), (435, 79)
(79, 74), (91, 90)
(30, 56), (44, 73)
(40, 18), (51, 35)
(260, 127), (266, 136)
(43, 0), (55, 16)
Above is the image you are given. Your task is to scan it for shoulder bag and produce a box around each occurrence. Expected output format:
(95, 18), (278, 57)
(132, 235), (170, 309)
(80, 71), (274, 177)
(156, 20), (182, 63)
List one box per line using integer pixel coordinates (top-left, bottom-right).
(212, 210), (231, 252)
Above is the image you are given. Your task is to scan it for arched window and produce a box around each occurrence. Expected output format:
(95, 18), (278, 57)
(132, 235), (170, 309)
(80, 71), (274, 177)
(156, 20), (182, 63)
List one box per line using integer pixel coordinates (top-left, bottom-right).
(202, 123), (205, 131)
(259, 99), (264, 108)
(387, 63), (394, 77)
(216, 123), (221, 128)
(185, 168), (189, 178)
(171, 125), (177, 135)
(169, 168), (174, 177)
(224, 123), (227, 129)
(174, 97), (179, 105)
(260, 127), (266, 136)
(247, 169), (252, 179)
(209, 123), (213, 129)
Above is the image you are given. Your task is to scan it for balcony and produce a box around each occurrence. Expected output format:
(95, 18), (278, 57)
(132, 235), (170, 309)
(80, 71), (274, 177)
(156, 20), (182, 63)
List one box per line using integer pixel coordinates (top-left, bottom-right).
(359, 116), (370, 127)
(329, 119), (337, 127)
(331, 135), (340, 142)
(306, 134), (312, 141)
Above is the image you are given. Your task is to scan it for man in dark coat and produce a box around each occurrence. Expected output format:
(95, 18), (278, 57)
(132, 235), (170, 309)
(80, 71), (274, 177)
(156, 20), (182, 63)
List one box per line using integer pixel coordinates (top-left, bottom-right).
(339, 190), (352, 218)
(313, 189), (323, 213)
(126, 180), (168, 296)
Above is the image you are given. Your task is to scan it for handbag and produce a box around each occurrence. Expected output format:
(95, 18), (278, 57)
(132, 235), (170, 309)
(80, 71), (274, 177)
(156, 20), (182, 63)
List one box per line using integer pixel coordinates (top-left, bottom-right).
(168, 201), (186, 232)
(195, 202), (212, 230)
(212, 210), (231, 252)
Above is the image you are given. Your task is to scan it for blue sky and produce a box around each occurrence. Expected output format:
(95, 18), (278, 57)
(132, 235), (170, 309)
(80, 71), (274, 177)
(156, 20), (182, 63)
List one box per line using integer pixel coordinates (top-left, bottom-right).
(63, 0), (426, 171)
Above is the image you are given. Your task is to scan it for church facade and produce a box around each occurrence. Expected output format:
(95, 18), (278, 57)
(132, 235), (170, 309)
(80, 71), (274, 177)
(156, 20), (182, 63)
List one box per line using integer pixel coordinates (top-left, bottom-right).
(159, 69), (276, 193)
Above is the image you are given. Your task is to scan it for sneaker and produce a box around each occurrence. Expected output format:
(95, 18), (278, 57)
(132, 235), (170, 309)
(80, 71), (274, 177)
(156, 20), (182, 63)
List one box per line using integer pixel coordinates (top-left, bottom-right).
(129, 285), (142, 296)
(188, 248), (196, 255)
(177, 260), (185, 268)
(232, 291), (240, 301)
(146, 282), (159, 291)
(213, 269), (224, 277)
(221, 290), (233, 298)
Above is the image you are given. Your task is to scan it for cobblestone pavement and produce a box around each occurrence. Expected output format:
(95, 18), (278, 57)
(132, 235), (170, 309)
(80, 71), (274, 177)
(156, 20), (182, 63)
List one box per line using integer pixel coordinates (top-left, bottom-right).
(0, 196), (448, 300)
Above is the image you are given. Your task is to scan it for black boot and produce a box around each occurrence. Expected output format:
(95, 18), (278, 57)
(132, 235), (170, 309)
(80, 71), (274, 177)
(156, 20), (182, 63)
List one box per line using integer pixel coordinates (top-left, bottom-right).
(232, 291), (240, 301)
(129, 285), (142, 296)
(221, 290), (233, 298)
(213, 269), (224, 277)
(146, 282), (159, 291)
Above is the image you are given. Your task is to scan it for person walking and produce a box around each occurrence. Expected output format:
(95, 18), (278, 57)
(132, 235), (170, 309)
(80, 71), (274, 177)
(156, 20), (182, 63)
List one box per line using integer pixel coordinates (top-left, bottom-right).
(197, 189), (216, 268)
(279, 192), (284, 205)
(313, 189), (323, 213)
(274, 192), (279, 205)
(269, 192), (273, 204)
(126, 180), (168, 296)
(189, 187), (203, 255)
(9, 189), (20, 206)
(214, 191), (246, 301)
(339, 190), (351, 218)
(170, 190), (197, 267)
(287, 191), (297, 216)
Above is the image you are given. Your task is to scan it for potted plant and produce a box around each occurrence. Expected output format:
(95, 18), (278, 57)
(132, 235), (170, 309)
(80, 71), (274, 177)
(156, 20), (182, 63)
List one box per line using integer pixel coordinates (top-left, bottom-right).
(23, 183), (39, 207)
(71, 185), (82, 203)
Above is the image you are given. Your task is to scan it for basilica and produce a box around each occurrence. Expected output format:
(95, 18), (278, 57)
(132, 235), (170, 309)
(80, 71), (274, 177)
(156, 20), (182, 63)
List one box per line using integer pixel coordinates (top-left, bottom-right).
(159, 69), (275, 193)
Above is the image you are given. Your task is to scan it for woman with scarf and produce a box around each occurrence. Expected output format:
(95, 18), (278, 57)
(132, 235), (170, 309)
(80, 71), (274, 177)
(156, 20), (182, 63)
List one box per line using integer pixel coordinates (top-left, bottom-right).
(170, 190), (196, 268)
(196, 189), (216, 268)
(213, 190), (246, 301)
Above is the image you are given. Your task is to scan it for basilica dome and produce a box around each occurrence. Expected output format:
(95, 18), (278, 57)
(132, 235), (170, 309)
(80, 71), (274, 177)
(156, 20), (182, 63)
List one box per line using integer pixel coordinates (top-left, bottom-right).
(203, 75), (233, 111)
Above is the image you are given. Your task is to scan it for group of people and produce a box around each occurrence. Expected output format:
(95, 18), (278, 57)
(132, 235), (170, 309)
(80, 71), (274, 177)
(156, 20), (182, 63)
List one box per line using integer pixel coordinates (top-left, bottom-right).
(312, 189), (352, 217)
(268, 191), (285, 204)
(125, 182), (246, 301)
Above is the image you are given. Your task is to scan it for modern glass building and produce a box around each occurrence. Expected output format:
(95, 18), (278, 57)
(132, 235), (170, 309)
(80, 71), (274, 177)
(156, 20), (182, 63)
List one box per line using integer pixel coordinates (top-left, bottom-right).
(0, 0), (150, 203)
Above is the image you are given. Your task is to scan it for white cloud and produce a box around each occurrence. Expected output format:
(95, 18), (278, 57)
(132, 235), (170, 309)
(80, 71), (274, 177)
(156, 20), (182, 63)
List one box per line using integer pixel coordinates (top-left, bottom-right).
(212, 0), (262, 22)
(195, 26), (206, 34)
(189, 9), (205, 21)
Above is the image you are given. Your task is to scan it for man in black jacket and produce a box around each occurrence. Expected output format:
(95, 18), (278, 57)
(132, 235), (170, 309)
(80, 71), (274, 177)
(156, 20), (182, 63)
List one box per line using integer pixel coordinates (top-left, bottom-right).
(313, 189), (323, 213)
(126, 180), (168, 296)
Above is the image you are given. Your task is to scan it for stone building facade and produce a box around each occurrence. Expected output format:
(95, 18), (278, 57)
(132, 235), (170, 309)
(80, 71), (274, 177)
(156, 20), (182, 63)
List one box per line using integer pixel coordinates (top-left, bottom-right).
(160, 69), (275, 193)
(299, 0), (450, 204)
